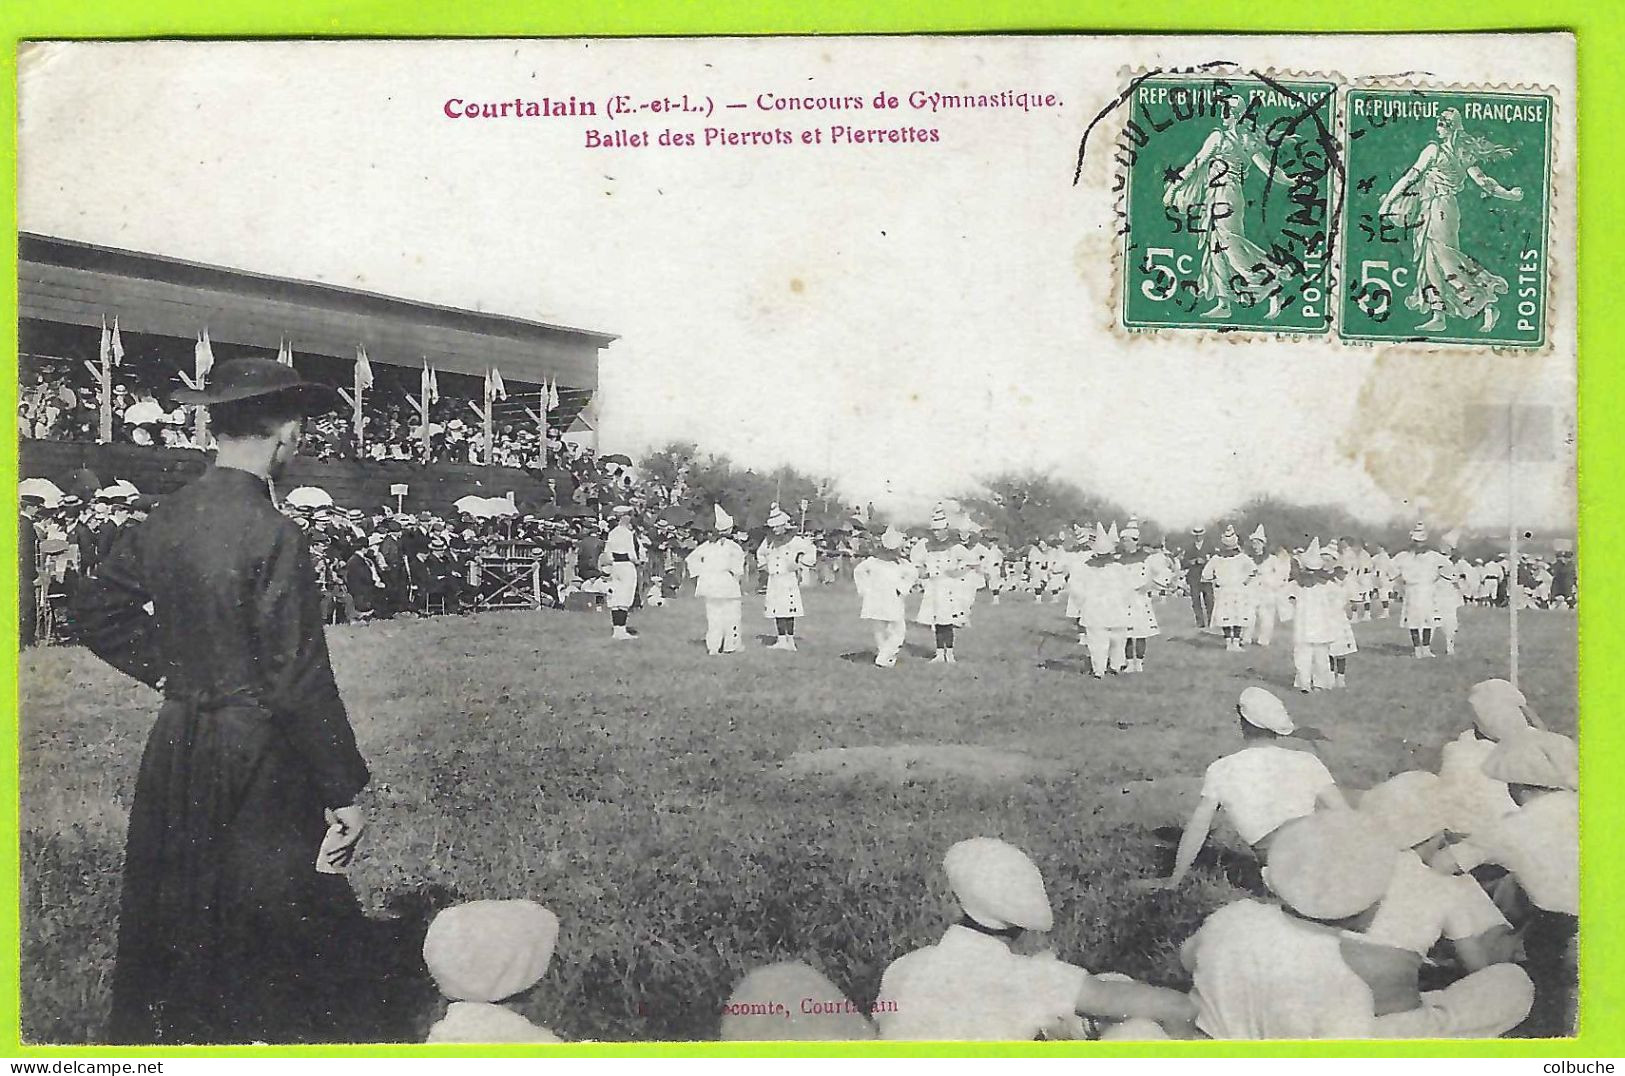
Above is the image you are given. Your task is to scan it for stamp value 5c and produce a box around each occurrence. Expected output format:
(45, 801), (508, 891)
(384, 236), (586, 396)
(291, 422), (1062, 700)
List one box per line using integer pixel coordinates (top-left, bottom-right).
(1340, 87), (1553, 348)
(1120, 76), (1338, 335)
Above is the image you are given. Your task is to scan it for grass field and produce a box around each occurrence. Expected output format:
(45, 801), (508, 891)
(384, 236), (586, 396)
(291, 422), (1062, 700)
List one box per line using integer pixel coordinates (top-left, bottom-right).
(18, 586), (1578, 1043)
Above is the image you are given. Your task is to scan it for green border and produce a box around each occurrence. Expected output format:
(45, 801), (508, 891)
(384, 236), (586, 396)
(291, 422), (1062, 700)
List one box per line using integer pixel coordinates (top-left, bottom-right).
(0, 0), (1617, 1060)
(1337, 87), (1554, 348)
(1120, 76), (1338, 335)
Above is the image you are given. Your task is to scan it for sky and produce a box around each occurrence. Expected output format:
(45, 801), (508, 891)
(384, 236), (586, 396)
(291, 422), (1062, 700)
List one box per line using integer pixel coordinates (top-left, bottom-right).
(17, 35), (1578, 529)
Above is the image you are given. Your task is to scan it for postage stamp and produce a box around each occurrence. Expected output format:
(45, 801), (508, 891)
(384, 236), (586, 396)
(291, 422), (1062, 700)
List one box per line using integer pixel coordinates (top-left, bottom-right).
(1339, 86), (1554, 348)
(1118, 74), (1339, 335)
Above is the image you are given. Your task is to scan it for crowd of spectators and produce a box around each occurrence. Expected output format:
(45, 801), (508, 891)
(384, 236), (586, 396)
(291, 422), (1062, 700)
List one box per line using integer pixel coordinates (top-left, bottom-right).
(22, 471), (1578, 648)
(19, 359), (592, 471)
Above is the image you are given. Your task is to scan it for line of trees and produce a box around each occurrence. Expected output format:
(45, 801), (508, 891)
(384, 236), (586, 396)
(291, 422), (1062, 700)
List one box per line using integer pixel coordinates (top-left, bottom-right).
(631, 443), (1565, 555)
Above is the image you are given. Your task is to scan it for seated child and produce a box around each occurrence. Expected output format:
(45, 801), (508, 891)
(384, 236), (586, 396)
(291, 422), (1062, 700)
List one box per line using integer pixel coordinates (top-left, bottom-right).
(423, 899), (563, 1043)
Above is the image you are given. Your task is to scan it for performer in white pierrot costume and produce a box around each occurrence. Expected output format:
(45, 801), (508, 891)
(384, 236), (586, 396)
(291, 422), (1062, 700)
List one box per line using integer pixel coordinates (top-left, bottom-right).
(1202, 524), (1257, 652)
(1078, 523), (1131, 678)
(759, 503), (816, 651)
(1062, 526), (1094, 645)
(1433, 529), (1468, 655)
(1026, 540), (1050, 602)
(1045, 531), (1073, 604)
(685, 504), (746, 656)
(604, 506), (643, 640)
(1288, 539), (1347, 691)
(956, 523), (985, 624)
(1372, 543), (1398, 619)
(1346, 538), (1377, 623)
(1242, 526), (1288, 647)
(1326, 538), (1360, 686)
(1392, 523), (1451, 659)
(911, 505), (973, 663)
(1118, 520), (1169, 673)
(854, 525), (920, 668)
(978, 533), (1006, 604)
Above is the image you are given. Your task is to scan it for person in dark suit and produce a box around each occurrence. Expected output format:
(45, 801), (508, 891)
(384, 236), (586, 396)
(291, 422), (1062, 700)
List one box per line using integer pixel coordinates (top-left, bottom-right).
(1183, 525), (1215, 629)
(19, 505), (39, 647)
(75, 359), (371, 1044)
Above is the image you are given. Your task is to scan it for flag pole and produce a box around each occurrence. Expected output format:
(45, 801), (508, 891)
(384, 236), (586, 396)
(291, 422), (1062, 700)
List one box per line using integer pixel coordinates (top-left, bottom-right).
(420, 363), (432, 464)
(483, 373), (495, 467)
(539, 384), (549, 469)
(98, 317), (113, 443)
(354, 361), (365, 456)
(1508, 403), (1519, 690)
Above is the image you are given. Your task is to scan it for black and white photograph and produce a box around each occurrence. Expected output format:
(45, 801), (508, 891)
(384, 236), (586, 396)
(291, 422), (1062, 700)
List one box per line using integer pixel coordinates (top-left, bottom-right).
(15, 34), (1577, 1046)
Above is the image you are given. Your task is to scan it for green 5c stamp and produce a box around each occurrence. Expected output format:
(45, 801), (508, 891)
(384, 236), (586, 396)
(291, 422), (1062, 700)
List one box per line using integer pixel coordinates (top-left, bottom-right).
(1341, 88), (1553, 347)
(1119, 75), (1337, 334)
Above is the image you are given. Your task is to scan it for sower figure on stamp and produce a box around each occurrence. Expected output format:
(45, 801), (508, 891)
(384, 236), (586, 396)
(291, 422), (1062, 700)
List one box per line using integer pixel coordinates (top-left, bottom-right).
(74, 358), (371, 1044)
(1379, 108), (1523, 334)
(1163, 95), (1297, 321)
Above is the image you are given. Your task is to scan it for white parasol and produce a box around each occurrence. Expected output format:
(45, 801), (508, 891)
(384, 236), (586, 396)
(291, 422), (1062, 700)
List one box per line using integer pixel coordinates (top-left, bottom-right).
(284, 486), (335, 509)
(18, 478), (63, 506)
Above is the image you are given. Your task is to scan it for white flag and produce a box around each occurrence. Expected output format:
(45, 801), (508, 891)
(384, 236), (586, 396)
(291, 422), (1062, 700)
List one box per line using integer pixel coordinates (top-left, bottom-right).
(355, 345), (374, 391)
(422, 359), (440, 405)
(99, 317), (111, 369)
(278, 337), (295, 367)
(548, 378), (560, 411)
(110, 318), (125, 366)
(195, 329), (215, 381)
(489, 367), (508, 401)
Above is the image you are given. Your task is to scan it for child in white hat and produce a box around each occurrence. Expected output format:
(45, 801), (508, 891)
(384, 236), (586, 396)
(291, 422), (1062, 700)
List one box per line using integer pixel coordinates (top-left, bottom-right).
(1438, 730), (1578, 917)
(1354, 772), (1526, 1006)
(1433, 530), (1473, 655)
(910, 506), (972, 663)
(1184, 811), (1533, 1038)
(1118, 522), (1170, 672)
(604, 506), (643, 640)
(876, 839), (1195, 1040)
(853, 526), (919, 668)
(1154, 687), (1346, 890)
(758, 503), (816, 651)
(1077, 524), (1130, 677)
(684, 504), (746, 656)
(1390, 523), (1452, 659)
(1201, 525), (1256, 652)
(1436, 679), (1547, 836)
(422, 900), (563, 1042)
(1287, 540), (1354, 691)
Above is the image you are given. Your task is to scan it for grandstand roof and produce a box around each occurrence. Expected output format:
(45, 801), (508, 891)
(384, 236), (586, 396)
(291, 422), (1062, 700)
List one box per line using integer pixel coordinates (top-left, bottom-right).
(18, 232), (616, 389)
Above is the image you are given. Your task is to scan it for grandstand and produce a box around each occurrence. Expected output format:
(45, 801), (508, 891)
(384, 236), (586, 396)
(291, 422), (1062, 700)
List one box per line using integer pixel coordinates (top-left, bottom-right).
(18, 232), (617, 513)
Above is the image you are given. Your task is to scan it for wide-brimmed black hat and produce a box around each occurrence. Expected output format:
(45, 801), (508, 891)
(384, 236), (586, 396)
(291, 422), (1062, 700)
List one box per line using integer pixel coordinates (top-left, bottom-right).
(171, 357), (342, 413)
